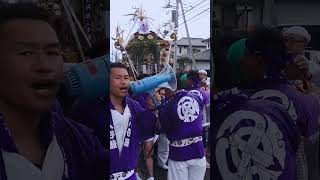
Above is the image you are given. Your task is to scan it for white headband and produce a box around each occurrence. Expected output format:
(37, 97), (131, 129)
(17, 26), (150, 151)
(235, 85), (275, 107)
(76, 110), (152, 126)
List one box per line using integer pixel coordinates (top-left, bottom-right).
(198, 70), (207, 75)
(283, 26), (311, 43)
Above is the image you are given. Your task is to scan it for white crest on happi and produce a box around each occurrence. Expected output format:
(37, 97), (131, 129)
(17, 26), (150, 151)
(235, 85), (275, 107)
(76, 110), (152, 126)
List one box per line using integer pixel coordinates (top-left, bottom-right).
(250, 89), (298, 122)
(189, 90), (204, 101)
(177, 96), (200, 123)
(216, 110), (286, 180)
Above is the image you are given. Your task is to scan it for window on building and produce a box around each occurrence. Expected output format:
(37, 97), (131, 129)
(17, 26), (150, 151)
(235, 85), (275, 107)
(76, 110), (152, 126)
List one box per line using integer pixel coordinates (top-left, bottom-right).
(193, 49), (201, 53)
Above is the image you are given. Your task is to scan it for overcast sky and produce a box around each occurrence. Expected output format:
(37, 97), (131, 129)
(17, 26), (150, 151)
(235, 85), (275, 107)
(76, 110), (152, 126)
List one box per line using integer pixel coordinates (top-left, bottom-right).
(110, 0), (210, 57)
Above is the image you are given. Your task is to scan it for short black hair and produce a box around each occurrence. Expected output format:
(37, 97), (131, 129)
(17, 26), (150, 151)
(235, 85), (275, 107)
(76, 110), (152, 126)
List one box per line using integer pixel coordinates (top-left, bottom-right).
(110, 62), (127, 70)
(246, 25), (287, 74)
(246, 25), (286, 59)
(0, 3), (51, 33)
(213, 30), (245, 90)
(187, 70), (199, 81)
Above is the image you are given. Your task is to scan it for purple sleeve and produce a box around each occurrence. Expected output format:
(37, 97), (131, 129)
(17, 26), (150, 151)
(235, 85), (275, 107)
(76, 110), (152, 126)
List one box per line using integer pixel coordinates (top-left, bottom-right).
(192, 91), (205, 110)
(70, 99), (108, 148)
(135, 102), (157, 141)
(64, 117), (108, 180)
(71, 100), (97, 129)
(90, 132), (108, 180)
(132, 93), (149, 109)
(158, 105), (171, 133)
(188, 89), (208, 109)
(302, 95), (320, 139)
(201, 89), (210, 105)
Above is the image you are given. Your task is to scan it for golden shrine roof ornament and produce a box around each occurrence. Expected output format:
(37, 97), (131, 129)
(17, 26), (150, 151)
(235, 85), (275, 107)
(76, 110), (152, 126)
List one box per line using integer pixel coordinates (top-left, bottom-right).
(124, 7), (153, 22)
(113, 25), (124, 50)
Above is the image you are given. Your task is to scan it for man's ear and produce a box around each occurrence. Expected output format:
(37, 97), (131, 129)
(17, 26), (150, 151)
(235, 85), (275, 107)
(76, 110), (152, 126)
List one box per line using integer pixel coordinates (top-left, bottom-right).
(284, 39), (292, 50)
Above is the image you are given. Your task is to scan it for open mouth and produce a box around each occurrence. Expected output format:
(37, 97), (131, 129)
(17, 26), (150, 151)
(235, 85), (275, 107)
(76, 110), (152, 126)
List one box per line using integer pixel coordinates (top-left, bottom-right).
(32, 82), (56, 90)
(119, 87), (129, 93)
(31, 80), (58, 96)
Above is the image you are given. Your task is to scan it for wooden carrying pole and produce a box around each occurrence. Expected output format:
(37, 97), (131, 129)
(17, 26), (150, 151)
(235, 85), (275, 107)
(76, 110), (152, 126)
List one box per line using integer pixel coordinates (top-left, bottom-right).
(62, 0), (86, 62)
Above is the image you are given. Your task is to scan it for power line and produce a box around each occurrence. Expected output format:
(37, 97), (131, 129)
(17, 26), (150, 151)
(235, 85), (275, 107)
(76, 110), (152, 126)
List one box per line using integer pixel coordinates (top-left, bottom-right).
(177, 11), (210, 31)
(180, 5), (208, 25)
(178, 8), (209, 27)
(174, 0), (208, 24)
(177, 0), (209, 22)
(182, 2), (193, 8)
(162, 3), (209, 32)
(181, 0), (208, 16)
(163, 0), (209, 27)
(177, 13), (209, 32)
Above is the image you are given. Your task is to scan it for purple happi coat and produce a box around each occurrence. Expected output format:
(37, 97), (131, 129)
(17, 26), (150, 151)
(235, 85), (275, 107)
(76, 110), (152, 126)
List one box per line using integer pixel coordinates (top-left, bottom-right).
(243, 78), (320, 139)
(159, 90), (205, 161)
(132, 93), (158, 138)
(132, 93), (149, 109)
(109, 97), (156, 179)
(0, 100), (107, 180)
(212, 88), (300, 180)
(72, 96), (156, 180)
(188, 87), (210, 106)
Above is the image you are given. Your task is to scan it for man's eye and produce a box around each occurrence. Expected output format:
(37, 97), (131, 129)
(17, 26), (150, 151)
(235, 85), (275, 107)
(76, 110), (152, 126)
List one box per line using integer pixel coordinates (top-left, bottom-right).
(47, 51), (61, 56)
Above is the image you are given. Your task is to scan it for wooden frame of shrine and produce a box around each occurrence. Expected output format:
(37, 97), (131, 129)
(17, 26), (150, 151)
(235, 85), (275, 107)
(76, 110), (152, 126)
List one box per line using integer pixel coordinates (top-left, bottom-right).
(124, 31), (171, 77)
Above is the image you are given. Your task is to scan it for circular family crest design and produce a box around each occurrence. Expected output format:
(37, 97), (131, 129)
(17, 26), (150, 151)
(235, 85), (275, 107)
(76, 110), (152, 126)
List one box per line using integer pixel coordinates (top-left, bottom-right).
(250, 90), (298, 121)
(216, 110), (286, 180)
(177, 96), (200, 123)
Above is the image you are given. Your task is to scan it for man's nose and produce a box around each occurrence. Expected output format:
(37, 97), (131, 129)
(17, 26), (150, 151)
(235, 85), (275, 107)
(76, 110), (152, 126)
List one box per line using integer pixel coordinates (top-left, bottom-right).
(33, 53), (55, 74)
(120, 78), (127, 84)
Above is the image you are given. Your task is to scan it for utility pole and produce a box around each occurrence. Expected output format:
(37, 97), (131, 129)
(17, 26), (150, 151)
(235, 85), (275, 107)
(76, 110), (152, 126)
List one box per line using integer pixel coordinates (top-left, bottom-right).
(115, 51), (118, 62)
(179, 0), (195, 70)
(173, 0), (179, 73)
(263, 0), (277, 26)
(111, 47), (114, 62)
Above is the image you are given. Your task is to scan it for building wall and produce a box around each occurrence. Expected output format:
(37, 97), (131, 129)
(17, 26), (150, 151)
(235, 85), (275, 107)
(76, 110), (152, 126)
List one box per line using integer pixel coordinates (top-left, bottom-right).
(247, 1), (320, 27)
(213, 3), (238, 29)
(5, 0), (37, 3)
(276, 2), (320, 26)
(215, 0), (320, 29)
(177, 46), (207, 57)
(177, 61), (192, 71)
(176, 58), (210, 71)
(195, 61), (210, 70)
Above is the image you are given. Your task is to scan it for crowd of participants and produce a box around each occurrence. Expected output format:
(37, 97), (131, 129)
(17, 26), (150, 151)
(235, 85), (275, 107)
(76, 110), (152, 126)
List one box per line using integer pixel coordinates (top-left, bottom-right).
(211, 25), (320, 180)
(94, 64), (211, 180)
(5, 2), (320, 180)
